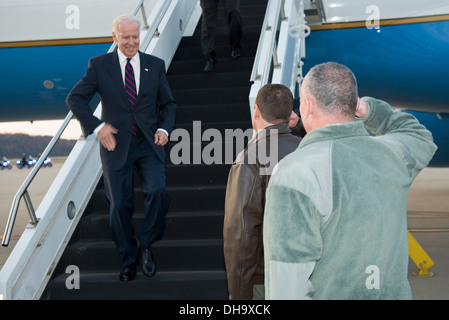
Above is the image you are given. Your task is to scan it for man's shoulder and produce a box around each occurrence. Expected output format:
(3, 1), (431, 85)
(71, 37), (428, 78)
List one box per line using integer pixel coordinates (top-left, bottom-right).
(274, 140), (331, 179)
(89, 51), (115, 64)
(140, 52), (165, 65)
(278, 131), (302, 145)
(263, 130), (302, 158)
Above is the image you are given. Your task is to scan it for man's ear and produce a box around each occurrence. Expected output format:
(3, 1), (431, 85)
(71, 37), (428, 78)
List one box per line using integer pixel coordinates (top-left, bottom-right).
(253, 103), (261, 119)
(299, 95), (316, 133)
(300, 96), (313, 120)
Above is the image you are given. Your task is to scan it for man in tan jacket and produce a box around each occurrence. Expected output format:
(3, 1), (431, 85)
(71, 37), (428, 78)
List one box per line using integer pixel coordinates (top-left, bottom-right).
(223, 84), (303, 299)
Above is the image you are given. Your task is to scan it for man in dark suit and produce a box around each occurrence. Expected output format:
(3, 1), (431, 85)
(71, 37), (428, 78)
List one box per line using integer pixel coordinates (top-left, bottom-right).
(200, 0), (243, 72)
(66, 14), (176, 281)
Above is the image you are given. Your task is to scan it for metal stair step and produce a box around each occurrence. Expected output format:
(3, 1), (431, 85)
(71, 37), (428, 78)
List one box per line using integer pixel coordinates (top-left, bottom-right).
(44, 270), (228, 300)
(58, 238), (225, 274)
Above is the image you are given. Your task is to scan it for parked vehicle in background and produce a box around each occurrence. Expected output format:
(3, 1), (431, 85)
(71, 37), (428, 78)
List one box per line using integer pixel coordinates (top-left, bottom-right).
(1, 157), (12, 170)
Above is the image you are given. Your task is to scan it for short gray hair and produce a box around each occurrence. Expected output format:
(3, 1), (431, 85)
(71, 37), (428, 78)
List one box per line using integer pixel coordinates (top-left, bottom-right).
(303, 62), (358, 117)
(112, 14), (141, 34)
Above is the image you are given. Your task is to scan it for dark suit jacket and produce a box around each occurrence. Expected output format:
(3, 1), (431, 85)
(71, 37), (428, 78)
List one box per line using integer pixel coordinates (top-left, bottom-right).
(66, 49), (176, 171)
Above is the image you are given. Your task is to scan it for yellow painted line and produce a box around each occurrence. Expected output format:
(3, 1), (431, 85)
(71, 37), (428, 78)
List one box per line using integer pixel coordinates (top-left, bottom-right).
(409, 228), (449, 232)
(408, 231), (434, 277)
(408, 211), (449, 216)
(0, 37), (113, 48)
(311, 14), (449, 31)
(0, 235), (21, 241)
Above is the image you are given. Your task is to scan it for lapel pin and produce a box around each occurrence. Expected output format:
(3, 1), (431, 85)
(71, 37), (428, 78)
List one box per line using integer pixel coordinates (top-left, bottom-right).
(145, 68), (149, 72)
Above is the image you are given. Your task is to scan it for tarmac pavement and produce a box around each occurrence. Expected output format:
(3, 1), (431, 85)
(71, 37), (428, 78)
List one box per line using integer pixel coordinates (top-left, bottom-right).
(406, 167), (449, 300)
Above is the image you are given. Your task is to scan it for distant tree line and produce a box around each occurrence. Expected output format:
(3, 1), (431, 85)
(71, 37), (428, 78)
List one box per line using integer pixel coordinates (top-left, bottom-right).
(0, 134), (76, 158)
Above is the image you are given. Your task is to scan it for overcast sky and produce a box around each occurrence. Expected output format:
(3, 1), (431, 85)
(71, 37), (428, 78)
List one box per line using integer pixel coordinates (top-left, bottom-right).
(0, 119), (82, 140)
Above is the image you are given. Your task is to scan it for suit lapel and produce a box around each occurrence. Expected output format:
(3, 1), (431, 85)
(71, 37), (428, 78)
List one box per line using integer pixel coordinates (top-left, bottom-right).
(137, 51), (151, 106)
(108, 49), (129, 107)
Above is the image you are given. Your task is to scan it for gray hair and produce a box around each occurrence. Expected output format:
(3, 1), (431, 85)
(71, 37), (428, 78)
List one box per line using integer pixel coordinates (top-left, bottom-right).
(303, 62), (358, 117)
(112, 14), (141, 34)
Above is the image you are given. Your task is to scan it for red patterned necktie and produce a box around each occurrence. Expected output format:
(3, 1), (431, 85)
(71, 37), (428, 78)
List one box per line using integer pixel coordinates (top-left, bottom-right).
(125, 58), (139, 135)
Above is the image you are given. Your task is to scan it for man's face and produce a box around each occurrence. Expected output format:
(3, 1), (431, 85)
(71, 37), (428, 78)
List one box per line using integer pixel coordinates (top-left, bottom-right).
(113, 21), (140, 59)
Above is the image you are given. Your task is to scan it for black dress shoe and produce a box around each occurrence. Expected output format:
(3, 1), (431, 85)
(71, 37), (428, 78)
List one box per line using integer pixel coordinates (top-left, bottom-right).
(231, 48), (241, 60)
(119, 264), (136, 281)
(141, 248), (156, 277)
(203, 58), (217, 73)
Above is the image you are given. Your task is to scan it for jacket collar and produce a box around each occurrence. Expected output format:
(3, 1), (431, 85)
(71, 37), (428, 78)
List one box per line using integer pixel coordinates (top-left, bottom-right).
(246, 123), (291, 147)
(299, 120), (369, 149)
(255, 123), (292, 140)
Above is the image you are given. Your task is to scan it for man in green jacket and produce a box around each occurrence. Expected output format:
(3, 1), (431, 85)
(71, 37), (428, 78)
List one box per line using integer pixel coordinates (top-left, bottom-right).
(263, 62), (437, 299)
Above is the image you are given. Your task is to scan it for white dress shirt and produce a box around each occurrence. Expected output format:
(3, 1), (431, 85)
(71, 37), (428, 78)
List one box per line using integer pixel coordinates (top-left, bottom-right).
(117, 48), (140, 94)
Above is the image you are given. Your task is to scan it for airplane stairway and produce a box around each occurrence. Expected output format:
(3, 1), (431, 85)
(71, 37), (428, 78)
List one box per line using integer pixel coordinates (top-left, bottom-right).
(41, 0), (268, 300)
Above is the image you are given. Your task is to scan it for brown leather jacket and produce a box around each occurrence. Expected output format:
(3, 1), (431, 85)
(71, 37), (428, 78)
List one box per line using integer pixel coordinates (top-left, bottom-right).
(223, 123), (302, 299)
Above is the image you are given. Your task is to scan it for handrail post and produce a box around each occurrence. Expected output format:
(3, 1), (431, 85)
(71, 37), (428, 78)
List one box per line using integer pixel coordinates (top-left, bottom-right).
(2, 199), (20, 247)
(140, 0), (173, 50)
(140, 3), (150, 29)
(272, 42), (279, 68)
(23, 191), (38, 225)
(280, 0), (286, 20)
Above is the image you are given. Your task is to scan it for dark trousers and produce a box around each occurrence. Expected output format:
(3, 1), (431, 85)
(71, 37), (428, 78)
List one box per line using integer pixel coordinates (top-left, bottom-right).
(200, 0), (243, 59)
(103, 132), (170, 267)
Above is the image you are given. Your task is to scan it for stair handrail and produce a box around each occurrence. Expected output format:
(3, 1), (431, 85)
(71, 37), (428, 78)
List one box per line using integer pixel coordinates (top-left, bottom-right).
(249, 0), (309, 112)
(2, 112), (73, 246)
(1, 0), (172, 247)
(250, 0), (284, 86)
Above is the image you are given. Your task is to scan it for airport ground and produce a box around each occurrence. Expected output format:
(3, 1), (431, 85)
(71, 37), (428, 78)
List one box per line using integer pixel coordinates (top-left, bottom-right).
(0, 160), (448, 299)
